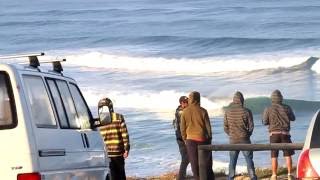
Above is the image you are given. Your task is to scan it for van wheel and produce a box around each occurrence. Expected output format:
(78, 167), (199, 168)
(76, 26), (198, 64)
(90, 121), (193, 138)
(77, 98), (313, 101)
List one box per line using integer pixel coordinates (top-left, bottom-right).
(106, 174), (110, 180)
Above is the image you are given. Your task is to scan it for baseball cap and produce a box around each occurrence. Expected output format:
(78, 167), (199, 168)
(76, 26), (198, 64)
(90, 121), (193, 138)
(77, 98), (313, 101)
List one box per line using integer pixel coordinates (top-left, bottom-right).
(179, 96), (188, 103)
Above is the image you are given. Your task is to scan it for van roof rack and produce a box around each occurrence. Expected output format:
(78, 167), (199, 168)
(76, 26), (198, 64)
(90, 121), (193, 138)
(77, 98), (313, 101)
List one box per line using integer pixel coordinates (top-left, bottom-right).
(0, 52), (66, 74)
(41, 59), (66, 74)
(0, 52), (45, 68)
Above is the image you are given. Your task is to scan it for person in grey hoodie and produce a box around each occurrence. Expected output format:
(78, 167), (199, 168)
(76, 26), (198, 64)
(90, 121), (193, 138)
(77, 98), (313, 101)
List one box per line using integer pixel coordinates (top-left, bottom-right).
(263, 90), (295, 180)
(224, 91), (257, 180)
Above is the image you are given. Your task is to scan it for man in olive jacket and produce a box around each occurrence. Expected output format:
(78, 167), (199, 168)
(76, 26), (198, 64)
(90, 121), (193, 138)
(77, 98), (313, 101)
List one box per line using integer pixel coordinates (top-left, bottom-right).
(180, 91), (214, 180)
(224, 91), (257, 180)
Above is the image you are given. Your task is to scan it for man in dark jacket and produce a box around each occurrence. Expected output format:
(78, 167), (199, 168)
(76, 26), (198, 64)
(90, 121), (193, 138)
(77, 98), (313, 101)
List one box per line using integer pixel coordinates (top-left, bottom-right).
(224, 91), (257, 180)
(173, 96), (189, 180)
(180, 91), (214, 180)
(263, 90), (295, 180)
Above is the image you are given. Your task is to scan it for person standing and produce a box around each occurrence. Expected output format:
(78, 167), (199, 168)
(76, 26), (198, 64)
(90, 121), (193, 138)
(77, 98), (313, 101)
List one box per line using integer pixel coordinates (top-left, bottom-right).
(224, 91), (257, 180)
(180, 91), (214, 180)
(173, 96), (190, 180)
(263, 90), (295, 180)
(98, 98), (130, 180)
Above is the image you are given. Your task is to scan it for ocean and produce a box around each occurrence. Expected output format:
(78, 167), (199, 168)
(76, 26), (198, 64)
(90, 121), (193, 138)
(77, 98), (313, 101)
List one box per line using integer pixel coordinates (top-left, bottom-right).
(1, 0), (320, 177)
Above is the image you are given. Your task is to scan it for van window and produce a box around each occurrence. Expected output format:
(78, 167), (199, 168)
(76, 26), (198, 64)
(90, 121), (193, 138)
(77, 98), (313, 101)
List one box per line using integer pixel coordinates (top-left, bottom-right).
(47, 79), (69, 128)
(56, 80), (80, 129)
(0, 72), (16, 129)
(69, 83), (92, 129)
(23, 75), (56, 127)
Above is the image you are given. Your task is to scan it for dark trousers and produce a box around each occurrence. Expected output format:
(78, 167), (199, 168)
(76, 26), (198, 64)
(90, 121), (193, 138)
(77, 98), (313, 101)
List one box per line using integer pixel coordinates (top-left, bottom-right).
(177, 139), (190, 180)
(186, 140), (215, 180)
(110, 156), (126, 180)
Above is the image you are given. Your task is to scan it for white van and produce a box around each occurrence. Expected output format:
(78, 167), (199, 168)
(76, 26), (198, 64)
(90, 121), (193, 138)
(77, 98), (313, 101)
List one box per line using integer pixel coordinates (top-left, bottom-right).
(0, 53), (110, 180)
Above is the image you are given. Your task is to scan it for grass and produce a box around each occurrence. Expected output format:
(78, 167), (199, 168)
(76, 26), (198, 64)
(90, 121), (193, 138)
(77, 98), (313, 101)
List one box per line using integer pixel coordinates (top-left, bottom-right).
(255, 166), (296, 179)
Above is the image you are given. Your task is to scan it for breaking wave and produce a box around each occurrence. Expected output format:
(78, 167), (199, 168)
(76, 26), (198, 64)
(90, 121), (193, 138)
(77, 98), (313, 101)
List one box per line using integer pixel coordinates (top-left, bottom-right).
(83, 88), (320, 118)
(47, 51), (320, 75)
(83, 89), (227, 119)
(2, 50), (320, 74)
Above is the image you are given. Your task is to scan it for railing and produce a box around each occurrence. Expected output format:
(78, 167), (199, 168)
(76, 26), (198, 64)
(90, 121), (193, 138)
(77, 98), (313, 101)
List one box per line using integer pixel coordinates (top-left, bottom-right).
(198, 143), (304, 180)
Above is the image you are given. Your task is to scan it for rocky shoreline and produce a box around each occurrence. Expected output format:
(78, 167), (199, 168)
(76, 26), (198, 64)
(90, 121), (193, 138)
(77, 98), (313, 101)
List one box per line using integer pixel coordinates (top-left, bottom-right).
(128, 167), (295, 180)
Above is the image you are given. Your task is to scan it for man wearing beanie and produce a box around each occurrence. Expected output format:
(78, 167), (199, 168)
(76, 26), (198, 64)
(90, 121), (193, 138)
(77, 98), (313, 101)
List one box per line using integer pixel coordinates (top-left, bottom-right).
(263, 90), (295, 180)
(224, 91), (257, 180)
(180, 91), (214, 180)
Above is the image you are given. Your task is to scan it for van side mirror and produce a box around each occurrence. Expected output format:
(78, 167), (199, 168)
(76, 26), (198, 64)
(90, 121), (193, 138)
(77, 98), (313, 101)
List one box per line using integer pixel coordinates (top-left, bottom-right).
(98, 105), (112, 126)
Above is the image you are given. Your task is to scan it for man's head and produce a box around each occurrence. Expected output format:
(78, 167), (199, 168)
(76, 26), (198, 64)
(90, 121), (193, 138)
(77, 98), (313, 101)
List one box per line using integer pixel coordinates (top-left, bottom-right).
(271, 89), (283, 104)
(98, 97), (114, 113)
(189, 91), (201, 105)
(233, 91), (244, 106)
(179, 96), (188, 108)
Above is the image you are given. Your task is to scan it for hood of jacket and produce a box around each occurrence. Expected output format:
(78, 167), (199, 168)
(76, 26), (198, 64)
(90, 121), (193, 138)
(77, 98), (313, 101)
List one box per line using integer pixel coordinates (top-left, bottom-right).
(271, 90), (283, 105)
(188, 91), (201, 106)
(232, 91), (244, 106)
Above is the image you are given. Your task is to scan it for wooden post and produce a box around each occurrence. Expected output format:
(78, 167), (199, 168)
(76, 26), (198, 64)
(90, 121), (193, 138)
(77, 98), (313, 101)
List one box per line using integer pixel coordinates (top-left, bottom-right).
(198, 148), (207, 180)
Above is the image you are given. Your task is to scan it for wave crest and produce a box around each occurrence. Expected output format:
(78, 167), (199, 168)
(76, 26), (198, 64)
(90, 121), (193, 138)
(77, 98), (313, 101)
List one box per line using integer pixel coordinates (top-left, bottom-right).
(83, 89), (227, 118)
(83, 88), (320, 118)
(52, 51), (319, 75)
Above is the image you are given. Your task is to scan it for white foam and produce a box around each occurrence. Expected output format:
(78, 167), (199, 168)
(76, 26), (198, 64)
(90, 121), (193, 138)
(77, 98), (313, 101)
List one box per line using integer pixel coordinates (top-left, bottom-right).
(212, 160), (248, 174)
(44, 51), (315, 75)
(82, 88), (273, 119)
(82, 89), (228, 118)
(312, 60), (320, 73)
(3, 50), (319, 74)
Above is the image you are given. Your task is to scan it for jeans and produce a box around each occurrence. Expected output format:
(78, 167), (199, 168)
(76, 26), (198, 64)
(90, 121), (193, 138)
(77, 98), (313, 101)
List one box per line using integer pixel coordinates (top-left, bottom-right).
(177, 139), (189, 180)
(228, 150), (257, 180)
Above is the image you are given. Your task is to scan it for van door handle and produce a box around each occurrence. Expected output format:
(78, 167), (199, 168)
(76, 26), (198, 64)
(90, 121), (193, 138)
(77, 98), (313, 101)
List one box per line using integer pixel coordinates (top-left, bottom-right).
(39, 149), (66, 157)
(83, 133), (90, 148)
